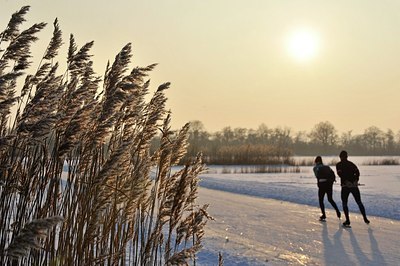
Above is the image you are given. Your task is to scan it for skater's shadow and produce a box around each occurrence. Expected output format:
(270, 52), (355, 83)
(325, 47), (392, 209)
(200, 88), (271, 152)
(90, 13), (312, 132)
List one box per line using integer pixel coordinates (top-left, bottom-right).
(348, 227), (386, 265)
(325, 224), (387, 266)
(321, 222), (352, 265)
(347, 228), (370, 264)
(368, 228), (386, 264)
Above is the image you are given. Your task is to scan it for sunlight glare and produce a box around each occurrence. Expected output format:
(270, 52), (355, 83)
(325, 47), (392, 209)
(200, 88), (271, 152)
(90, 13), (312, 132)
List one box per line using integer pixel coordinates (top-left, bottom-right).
(286, 28), (320, 62)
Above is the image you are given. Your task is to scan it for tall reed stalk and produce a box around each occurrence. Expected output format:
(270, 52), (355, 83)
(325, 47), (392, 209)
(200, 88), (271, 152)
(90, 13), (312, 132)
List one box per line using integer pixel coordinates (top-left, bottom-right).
(0, 6), (211, 265)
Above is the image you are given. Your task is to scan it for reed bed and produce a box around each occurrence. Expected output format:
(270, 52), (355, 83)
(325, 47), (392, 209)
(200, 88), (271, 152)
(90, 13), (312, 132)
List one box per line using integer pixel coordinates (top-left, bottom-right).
(362, 158), (400, 166)
(220, 165), (301, 174)
(294, 158), (338, 167)
(0, 6), (211, 265)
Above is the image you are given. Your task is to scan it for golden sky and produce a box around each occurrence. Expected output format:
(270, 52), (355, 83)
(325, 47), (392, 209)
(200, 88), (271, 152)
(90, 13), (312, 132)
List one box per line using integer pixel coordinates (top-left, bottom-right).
(1, 0), (400, 133)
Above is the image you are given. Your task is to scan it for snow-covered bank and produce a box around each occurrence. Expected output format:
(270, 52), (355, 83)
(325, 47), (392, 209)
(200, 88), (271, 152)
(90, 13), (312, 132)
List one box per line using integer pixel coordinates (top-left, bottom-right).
(197, 188), (400, 266)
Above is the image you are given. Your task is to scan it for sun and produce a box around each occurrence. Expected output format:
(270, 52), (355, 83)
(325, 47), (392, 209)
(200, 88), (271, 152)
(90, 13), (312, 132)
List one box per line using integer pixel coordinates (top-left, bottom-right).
(286, 28), (320, 62)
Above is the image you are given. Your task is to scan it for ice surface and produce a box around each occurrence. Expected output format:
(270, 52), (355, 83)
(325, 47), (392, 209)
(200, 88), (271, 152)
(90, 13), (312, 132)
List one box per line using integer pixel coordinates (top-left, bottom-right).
(195, 159), (400, 265)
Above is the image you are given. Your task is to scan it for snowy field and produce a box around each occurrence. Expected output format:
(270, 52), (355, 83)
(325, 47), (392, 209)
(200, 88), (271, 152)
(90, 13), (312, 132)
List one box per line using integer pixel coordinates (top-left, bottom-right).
(195, 156), (400, 265)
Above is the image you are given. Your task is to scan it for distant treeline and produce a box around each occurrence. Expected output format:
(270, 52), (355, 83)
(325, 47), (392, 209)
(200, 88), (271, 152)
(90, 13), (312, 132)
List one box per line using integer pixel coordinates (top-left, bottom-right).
(152, 121), (400, 165)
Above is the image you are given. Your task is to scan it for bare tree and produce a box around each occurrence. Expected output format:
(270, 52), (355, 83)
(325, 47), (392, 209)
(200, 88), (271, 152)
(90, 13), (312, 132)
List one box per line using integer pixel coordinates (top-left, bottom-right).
(363, 126), (385, 153)
(309, 121), (338, 152)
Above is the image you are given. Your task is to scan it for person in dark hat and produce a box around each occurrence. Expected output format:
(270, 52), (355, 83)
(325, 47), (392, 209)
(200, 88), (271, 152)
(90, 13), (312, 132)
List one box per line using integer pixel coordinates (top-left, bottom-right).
(336, 150), (370, 227)
(313, 156), (341, 221)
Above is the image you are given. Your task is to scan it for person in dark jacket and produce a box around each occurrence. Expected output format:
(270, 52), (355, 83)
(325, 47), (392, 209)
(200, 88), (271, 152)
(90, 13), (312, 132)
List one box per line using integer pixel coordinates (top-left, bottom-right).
(336, 150), (370, 227)
(313, 156), (341, 221)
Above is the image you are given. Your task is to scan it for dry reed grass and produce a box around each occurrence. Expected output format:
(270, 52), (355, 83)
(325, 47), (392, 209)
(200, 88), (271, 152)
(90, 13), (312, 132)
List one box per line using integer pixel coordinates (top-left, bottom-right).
(0, 6), (211, 265)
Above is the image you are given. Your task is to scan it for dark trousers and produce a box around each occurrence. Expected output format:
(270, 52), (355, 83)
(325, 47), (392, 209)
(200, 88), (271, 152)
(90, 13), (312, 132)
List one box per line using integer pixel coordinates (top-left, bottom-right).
(341, 186), (367, 222)
(318, 182), (340, 216)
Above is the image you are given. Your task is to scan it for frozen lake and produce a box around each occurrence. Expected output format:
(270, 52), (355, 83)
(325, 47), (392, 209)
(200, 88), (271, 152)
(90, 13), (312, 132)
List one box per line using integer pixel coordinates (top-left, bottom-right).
(195, 156), (400, 265)
(199, 156), (400, 220)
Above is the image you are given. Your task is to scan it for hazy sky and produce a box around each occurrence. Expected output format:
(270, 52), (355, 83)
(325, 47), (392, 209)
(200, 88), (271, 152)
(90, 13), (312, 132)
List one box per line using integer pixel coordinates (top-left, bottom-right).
(1, 0), (400, 133)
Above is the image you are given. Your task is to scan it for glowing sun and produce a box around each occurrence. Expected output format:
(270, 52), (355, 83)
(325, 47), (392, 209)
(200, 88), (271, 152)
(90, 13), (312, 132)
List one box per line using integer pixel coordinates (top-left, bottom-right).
(286, 28), (320, 62)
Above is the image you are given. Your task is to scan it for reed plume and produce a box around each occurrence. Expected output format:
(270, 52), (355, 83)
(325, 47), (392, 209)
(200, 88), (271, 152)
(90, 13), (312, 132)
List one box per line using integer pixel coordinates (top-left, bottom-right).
(6, 216), (63, 259)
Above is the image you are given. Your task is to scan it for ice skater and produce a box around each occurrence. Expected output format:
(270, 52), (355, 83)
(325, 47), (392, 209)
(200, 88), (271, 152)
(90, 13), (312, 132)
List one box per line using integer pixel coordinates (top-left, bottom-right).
(313, 156), (341, 221)
(336, 150), (370, 227)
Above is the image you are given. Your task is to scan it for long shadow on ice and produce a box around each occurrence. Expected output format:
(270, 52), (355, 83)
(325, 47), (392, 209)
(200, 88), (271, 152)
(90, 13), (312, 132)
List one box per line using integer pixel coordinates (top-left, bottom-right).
(327, 226), (387, 266)
(368, 228), (386, 265)
(347, 229), (370, 265)
(348, 228), (386, 266)
(322, 222), (353, 266)
(332, 226), (355, 265)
